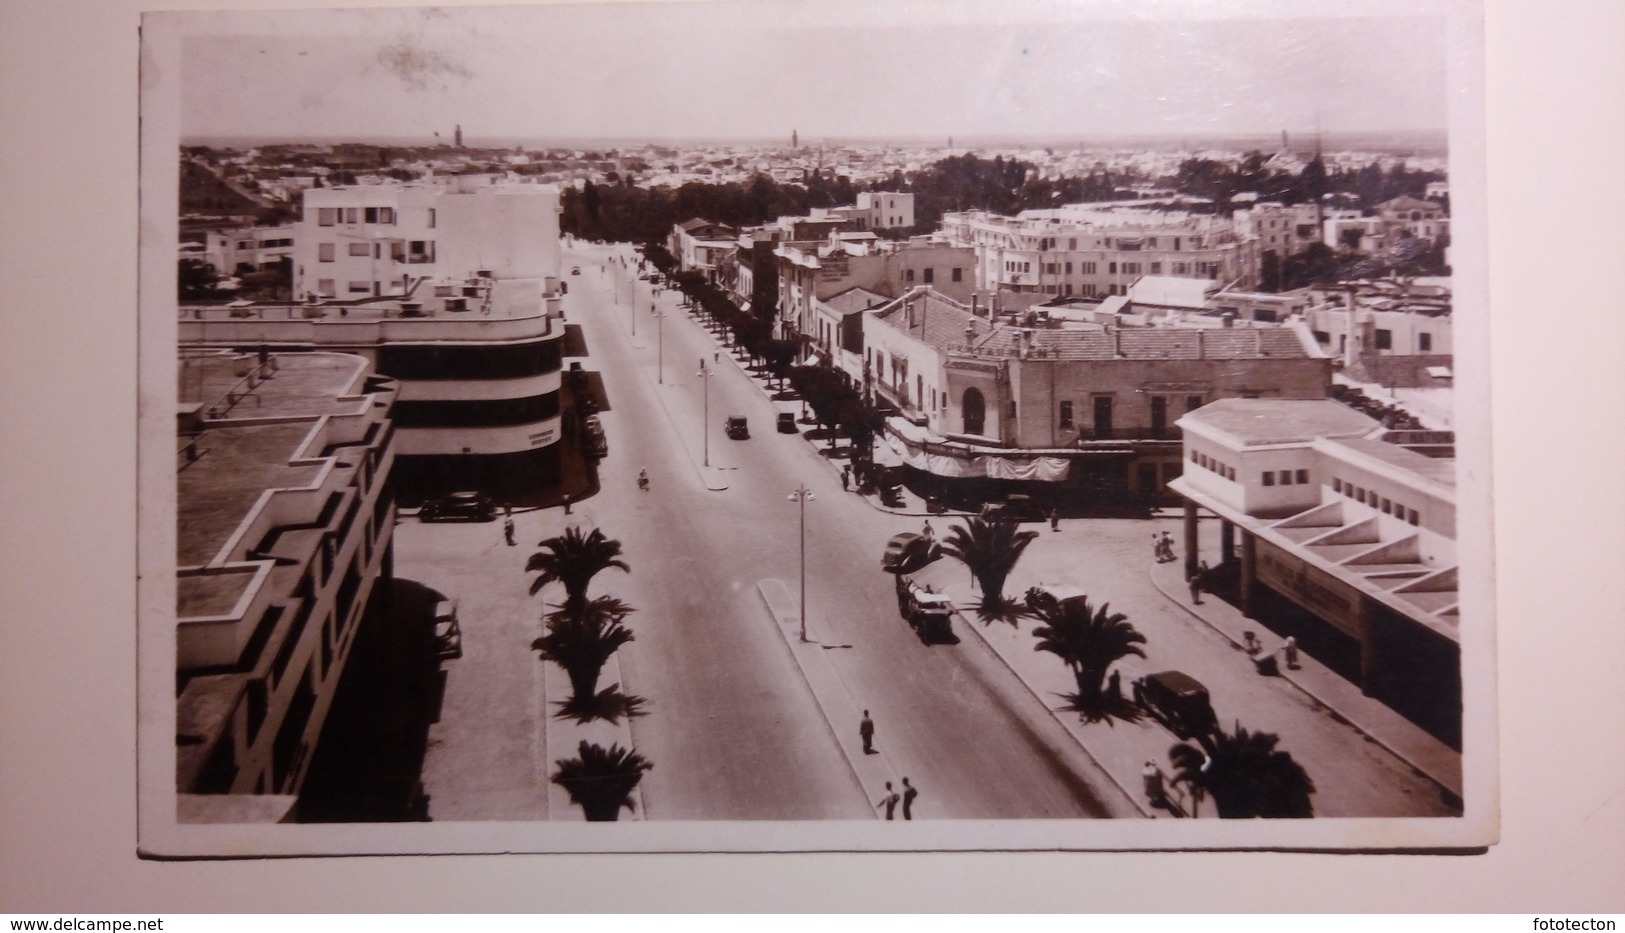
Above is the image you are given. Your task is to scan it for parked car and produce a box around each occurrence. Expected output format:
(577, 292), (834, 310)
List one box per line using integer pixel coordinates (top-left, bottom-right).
(725, 415), (750, 440)
(1023, 583), (1088, 613)
(420, 491), (495, 522)
(979, 493), (1046, 523)
(881, 532), (941, 574)
(583, 414), (608, 458)
(1132, 670), (1219, 740)
(432, 599), (463, 661)
(776, 412), (798, 434)
(571, 266), (581, 275)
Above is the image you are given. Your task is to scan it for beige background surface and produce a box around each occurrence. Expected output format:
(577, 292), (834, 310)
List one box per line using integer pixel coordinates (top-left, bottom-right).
(2, 0), (1622, 912)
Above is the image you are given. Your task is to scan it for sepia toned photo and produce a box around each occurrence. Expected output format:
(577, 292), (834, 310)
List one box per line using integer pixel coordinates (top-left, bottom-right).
(137, 0), (1495, 855)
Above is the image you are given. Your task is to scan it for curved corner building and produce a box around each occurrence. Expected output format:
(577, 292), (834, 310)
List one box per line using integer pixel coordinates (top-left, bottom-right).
(180, 182), (566, 503)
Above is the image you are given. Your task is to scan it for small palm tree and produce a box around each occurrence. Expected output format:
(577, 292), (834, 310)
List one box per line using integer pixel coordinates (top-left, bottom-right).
(940, 517), (1040, 619)
(552, 740), (653, 821)
(532, 596), (641, 721)
(527, 526), (629, 618)
(1169, 724), (1315, 819)
(1030, 597), (1147, 721)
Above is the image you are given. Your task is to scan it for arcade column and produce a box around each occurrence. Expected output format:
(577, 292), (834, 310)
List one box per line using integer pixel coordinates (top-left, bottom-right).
(1238, 531), (1256, 618)
(1183, 499), (1200, 579)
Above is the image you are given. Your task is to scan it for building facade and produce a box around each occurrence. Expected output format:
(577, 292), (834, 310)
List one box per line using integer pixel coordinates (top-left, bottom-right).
(939, 206), (1262, 299)
(176, 350), (399, 820)
(1169, 399), (1460, 747)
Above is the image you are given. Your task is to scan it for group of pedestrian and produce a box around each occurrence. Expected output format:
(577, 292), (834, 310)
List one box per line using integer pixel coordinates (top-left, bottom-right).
(860, 711), (921, 820)
(1152, 531), (1176, 563)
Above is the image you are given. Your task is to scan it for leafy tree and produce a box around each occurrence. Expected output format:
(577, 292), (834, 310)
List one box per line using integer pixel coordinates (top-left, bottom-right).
(1030, 596), (1147, 722)
(532, 596), (643, 722)
(940, 517), (1040, 619)
(526, 526), (629, 619)
(551, 741), (652, 821)
(1169, 724), (1315, 818)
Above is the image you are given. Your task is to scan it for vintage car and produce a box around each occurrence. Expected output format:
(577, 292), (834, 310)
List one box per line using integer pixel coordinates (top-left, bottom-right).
(725, 415), (750, 440)
(419, 491), (495, 523)
(432, 598), (463, 661)
(881, 532), (941, 574)
(1023, 583), (1089, 613)
(1133, 670), (1219, 740)
(979, 493), (1046, 523)
(571, 266), (581, 275)
(583, 414), (608, 458)
(776, 412), (799, 434)
(895, 576), (955, 644)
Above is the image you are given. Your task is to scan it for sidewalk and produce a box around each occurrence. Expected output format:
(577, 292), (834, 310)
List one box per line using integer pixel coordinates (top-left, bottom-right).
(1146, 556), (1463, 802)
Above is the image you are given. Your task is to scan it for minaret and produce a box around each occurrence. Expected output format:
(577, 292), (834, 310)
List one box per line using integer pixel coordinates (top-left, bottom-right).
(455, 124), (463, 148)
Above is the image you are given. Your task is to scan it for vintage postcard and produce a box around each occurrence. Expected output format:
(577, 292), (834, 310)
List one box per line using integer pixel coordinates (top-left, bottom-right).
(137, 0), (1495, 855)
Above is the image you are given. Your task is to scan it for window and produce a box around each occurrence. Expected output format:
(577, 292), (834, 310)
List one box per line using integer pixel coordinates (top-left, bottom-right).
(318, 243), (335, 262)
(923, 267), (934, 284)
(1092, 395), (1113, 439)
(1023, 262), (1031, 273)
(1333, 478), (1343, 494)
(1150, 396), (1168, 438)
(1225, 466), (1236, 481)
(317, 208), (337, 226)
(1190, 450), (1199, 463)
(1173, 262), (1188, 274)
(1081, 262), (1096, 274)
(344, 207), (359, 224)
(1381, 497), (1392, 514)
(1108, 262), (1118, 274)
(1278, 471), (1292, 486)
(1150, 262), (1162, 275)
(905, 269), (915, 283)
(1068, 238), (1077, 250)
(1186, 395), (1204, 412)
(1375, 329), (1393, 350)
(365, 207), (379, 224)
(348, 242), (370, 257)
(1406, 508), (1420, 525)
(348, 281), (370, 293)
(237, 239), (253, 249)
(952, 267), (962, 282)
(1059, 401), (1074, 429)
(1064, 262), (1073, 274)
(317, 278), (335, 297)
(1295, 469), (1309, 485)
(1419, 332), (1432, 352)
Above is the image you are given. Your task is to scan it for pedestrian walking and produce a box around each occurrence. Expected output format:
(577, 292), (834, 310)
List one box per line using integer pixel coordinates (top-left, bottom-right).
(877, 781), (900, 820)
(1153, 533), (1163, 561)
(922, 519), (934, 541)
(841, 466), (851, 491)
(1049, 507), (1061, 532)
(1142, 760), (1168, 809)
(1282, 636), (1300, 670)
(714, 349), (720, 363)
(901, 777), (919, 820)
(1242, 631), (1262, 656)
(859, 710), (876, 754)
(562, 493), (572, 515)
(503, 514), (516, 546)
(1188, 570), (1203, 605)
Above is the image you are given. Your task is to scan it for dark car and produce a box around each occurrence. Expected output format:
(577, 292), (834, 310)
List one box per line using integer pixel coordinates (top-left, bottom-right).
(420, 491), (495, 522)
(583, 414), (608, 458)
(979, 493), (1046, 523)
(725, 415), (749, 440)
(571, 266), (581, 275)
(432, 599), (463, 661)
(776, 412), (798, 434)
(1133, 670), (1219, 740)
(881, 532), (941, 574)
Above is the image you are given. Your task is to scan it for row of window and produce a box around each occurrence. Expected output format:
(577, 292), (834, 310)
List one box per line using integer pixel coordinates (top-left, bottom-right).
(1018, 236), (1194, 251)
(1332, 478), (1422, 525)
(315, 240), (437, 264)
(902, 267), (964, 284)
(316, 206), (404, 226)
(1001, 258), (1221, 279)
(1190, 449), (1238, 482)
(237, 237), (294, 250)
(1260, 468), (1311, 487)
(314, 279), (376, 296)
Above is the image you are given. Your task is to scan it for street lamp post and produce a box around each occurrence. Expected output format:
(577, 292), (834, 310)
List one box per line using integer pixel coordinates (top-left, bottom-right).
(696, 360), (713, 467)
(787, 484), (816, 643)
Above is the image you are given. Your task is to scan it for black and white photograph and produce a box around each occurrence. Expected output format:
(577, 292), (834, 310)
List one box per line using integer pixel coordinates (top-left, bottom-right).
(135, 0), (1496, 855)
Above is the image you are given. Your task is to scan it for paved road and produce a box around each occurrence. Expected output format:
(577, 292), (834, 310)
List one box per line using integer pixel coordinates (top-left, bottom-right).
(562, 242), (1125, 819)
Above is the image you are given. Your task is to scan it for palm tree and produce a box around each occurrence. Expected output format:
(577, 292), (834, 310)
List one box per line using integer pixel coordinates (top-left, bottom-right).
(1169, 724), (1315, 819)
(1030, 596), (1147, 721)
(551, 740), (653, 821)
(939, 517), (1040, 618)
(527, 526), (629, 618)
(532, 596), (640, 721)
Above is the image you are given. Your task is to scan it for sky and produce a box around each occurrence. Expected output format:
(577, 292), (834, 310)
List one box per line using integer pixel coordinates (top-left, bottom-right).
(174, 1), (1453, 144)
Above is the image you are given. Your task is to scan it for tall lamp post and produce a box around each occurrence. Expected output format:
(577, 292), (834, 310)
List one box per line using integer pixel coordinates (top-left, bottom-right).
(695, 360), (713, 467)
(787, 484), (815, 643)
(655, 307), (665, 384)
